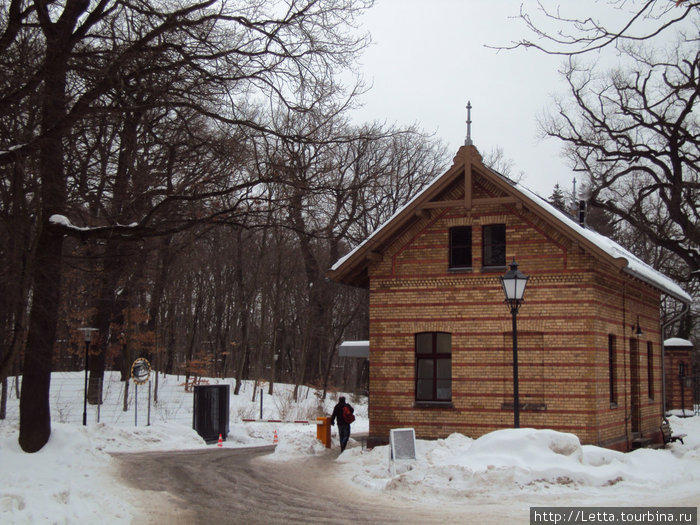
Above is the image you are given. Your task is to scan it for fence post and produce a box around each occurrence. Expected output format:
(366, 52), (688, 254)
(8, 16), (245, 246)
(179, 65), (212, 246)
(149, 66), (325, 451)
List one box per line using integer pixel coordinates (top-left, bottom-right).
(147, 381), (151, 426)
(135, 382), (138, 427)
(97, 378), (102, 423)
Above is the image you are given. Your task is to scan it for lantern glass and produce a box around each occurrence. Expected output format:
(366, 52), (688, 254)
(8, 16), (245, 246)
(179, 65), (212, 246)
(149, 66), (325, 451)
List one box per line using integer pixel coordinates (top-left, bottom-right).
(500, 259), (529, 303)
(78, 327), (98, 343)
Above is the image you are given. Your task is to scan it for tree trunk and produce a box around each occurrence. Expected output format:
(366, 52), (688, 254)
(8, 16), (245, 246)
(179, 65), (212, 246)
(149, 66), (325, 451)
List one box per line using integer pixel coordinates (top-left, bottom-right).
(18, 0), (89, 453)
(165, 323), (176, 375)
(0, 378), (6, 419)
(19, 223), (64, 452)
(233, 228), (250, 395)
(0, 159), (32, 384)
(89, 244), (123, 404)
(19, 83), (66, 452)
(148, 236), (172, 344)
(123, 377), (130, 412)
(233, 328), (250, 395)
(153, 364), (159, 404)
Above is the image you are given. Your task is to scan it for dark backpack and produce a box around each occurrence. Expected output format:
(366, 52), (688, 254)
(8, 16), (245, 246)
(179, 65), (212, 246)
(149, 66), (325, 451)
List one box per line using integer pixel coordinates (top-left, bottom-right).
(342, 405), (355, 424)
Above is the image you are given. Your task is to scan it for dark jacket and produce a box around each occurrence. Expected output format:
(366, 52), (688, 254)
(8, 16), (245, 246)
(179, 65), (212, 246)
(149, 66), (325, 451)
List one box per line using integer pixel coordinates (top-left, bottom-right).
(331, 400), (354, 426)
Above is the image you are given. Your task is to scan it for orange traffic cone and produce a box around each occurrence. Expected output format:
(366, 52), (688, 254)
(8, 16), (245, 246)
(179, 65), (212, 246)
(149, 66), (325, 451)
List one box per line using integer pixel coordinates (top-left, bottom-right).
(273, 429), (278, 445)
(217, 433), (223, 447)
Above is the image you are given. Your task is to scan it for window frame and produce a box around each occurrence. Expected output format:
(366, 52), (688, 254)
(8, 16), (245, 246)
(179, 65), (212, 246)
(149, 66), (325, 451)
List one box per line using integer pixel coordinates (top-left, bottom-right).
(449, 226), (472, 270)
(647, 341), (654, 400)
(415, 332), (452, 403)
(482, 224), (506, 269)
(608, 334), (617, 407)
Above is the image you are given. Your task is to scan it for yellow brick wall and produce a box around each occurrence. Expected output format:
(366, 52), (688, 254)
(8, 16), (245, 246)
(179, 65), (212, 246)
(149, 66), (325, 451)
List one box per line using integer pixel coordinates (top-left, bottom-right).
(367, 190), (664, 450)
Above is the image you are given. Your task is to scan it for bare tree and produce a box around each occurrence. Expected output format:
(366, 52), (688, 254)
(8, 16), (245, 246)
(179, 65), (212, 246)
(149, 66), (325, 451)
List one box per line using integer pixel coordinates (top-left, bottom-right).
(540, 40), (699, 282)
(500, 1), (699, 55)
(252, 110), (448, 399)
(506, 1), (698, 339)
(0, 0), (372, 452)
(482, 146), (520, 182)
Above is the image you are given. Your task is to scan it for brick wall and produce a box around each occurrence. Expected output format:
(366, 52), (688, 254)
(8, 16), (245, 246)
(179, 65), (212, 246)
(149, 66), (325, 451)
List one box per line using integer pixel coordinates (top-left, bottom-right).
(366, 175), (664, 450)
(665, 347), (694, 412)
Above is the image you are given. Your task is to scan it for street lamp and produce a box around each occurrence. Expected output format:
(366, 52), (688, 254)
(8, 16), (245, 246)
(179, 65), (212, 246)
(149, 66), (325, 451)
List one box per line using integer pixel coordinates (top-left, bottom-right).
(500, 258), (529, 429)
(78, 327), (99, 426)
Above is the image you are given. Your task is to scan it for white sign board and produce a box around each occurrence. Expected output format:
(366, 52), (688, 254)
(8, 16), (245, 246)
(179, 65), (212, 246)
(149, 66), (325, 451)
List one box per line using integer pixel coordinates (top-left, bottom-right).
(390, 428), (416, 460)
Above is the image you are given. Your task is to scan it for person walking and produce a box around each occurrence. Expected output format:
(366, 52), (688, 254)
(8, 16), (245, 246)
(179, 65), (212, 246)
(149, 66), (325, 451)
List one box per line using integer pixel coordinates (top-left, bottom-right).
(330, 396), (354, 452)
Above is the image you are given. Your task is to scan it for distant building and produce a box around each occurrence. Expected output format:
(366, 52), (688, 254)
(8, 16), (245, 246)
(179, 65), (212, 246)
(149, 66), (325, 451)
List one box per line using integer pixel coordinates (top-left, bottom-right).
(663, 338), (695, 415)
(329, 145), (692, 451)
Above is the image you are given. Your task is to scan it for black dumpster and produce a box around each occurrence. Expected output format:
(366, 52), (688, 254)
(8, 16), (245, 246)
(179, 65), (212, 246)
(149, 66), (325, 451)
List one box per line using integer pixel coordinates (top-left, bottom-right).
(193, 384), (230, 444)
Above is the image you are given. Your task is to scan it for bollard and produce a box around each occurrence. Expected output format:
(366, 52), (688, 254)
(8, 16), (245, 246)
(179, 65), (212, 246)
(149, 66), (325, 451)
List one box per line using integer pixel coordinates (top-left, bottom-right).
(316, 416), (331, 448)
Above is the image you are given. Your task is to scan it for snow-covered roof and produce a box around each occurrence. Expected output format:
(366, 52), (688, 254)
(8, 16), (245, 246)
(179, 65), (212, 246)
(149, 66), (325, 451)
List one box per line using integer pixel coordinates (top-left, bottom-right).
(339, 340), (370, 358)
(330, 146), (691, 304)
(512, 181), (692, 304)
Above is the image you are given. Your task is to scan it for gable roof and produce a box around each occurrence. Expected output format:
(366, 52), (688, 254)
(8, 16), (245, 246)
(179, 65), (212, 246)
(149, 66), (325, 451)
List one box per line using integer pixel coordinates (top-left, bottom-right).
(328, 145), (691, 304)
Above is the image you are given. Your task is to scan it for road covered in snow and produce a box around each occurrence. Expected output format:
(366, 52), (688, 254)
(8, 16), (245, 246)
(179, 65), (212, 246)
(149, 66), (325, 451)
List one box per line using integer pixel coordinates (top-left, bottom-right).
(117, 421), (700, 524)
(115, 446), (480, 524)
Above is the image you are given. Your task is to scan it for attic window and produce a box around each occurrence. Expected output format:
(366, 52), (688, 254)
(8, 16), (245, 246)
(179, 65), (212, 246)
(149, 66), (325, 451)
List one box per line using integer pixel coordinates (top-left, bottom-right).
(449, 226), (472, 269)
(483, 224), (506, 268)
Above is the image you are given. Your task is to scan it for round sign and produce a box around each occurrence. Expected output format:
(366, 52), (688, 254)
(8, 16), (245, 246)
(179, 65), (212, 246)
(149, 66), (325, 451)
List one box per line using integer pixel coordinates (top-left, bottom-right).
(131, 357), (151, 385)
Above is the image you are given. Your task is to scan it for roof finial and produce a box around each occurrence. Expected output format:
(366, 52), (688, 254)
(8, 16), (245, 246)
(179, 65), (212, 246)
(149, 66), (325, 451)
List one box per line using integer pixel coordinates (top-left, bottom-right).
(465, 101), (473, 146)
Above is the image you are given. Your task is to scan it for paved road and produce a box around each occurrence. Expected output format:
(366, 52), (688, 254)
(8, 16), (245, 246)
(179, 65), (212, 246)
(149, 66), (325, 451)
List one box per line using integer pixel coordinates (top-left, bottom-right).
(115, 445), (458, 525)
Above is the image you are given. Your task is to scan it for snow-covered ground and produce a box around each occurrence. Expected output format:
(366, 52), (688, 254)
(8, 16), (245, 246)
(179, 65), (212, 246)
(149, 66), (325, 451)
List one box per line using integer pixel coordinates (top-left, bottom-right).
(1, 372), (699, 524)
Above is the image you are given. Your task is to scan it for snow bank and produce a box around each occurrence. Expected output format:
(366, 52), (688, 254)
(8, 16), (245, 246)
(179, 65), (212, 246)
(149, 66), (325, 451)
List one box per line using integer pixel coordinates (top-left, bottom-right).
(90, 422), (207, 452)
(667, 416), (700, 458)
(1, 423), (136, 524)
(336, 426), (700, 501)
(269, 430), (329, 459)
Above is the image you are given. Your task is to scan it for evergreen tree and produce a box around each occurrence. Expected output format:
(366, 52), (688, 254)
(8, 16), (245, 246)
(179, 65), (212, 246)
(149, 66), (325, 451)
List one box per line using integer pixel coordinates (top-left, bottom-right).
(549, 184), (569, 215)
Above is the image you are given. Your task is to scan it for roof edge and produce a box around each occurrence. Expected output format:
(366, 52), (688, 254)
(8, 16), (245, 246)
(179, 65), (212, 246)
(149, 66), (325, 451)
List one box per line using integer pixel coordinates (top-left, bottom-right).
(622, 265), (692, 305)
(329, 146), (693, 304)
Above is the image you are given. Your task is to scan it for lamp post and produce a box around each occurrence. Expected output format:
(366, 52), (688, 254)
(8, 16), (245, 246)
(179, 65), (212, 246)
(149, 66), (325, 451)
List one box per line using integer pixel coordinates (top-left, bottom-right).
(78, 327), (98, 426)
(500, 258), (529, 429)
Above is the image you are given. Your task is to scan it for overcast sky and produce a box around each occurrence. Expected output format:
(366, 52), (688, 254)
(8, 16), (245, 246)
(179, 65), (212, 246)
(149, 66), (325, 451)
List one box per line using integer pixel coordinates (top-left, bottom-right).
(350, 0), (618, 198)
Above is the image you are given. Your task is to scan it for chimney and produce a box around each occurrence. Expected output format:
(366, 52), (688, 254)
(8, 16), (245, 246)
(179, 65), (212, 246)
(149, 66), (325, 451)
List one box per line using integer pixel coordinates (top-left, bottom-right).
(578, 200), (586, 227)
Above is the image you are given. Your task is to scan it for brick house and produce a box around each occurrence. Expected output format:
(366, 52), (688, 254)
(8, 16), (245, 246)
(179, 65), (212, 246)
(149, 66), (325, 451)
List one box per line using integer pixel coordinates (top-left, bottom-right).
(663, 338), (695, 415)
(329, 145), (692, 451)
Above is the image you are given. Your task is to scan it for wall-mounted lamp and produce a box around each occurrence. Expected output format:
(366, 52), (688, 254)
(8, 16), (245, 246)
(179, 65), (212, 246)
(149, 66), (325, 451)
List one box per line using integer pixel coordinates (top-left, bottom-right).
(634, 315), (643, 337)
